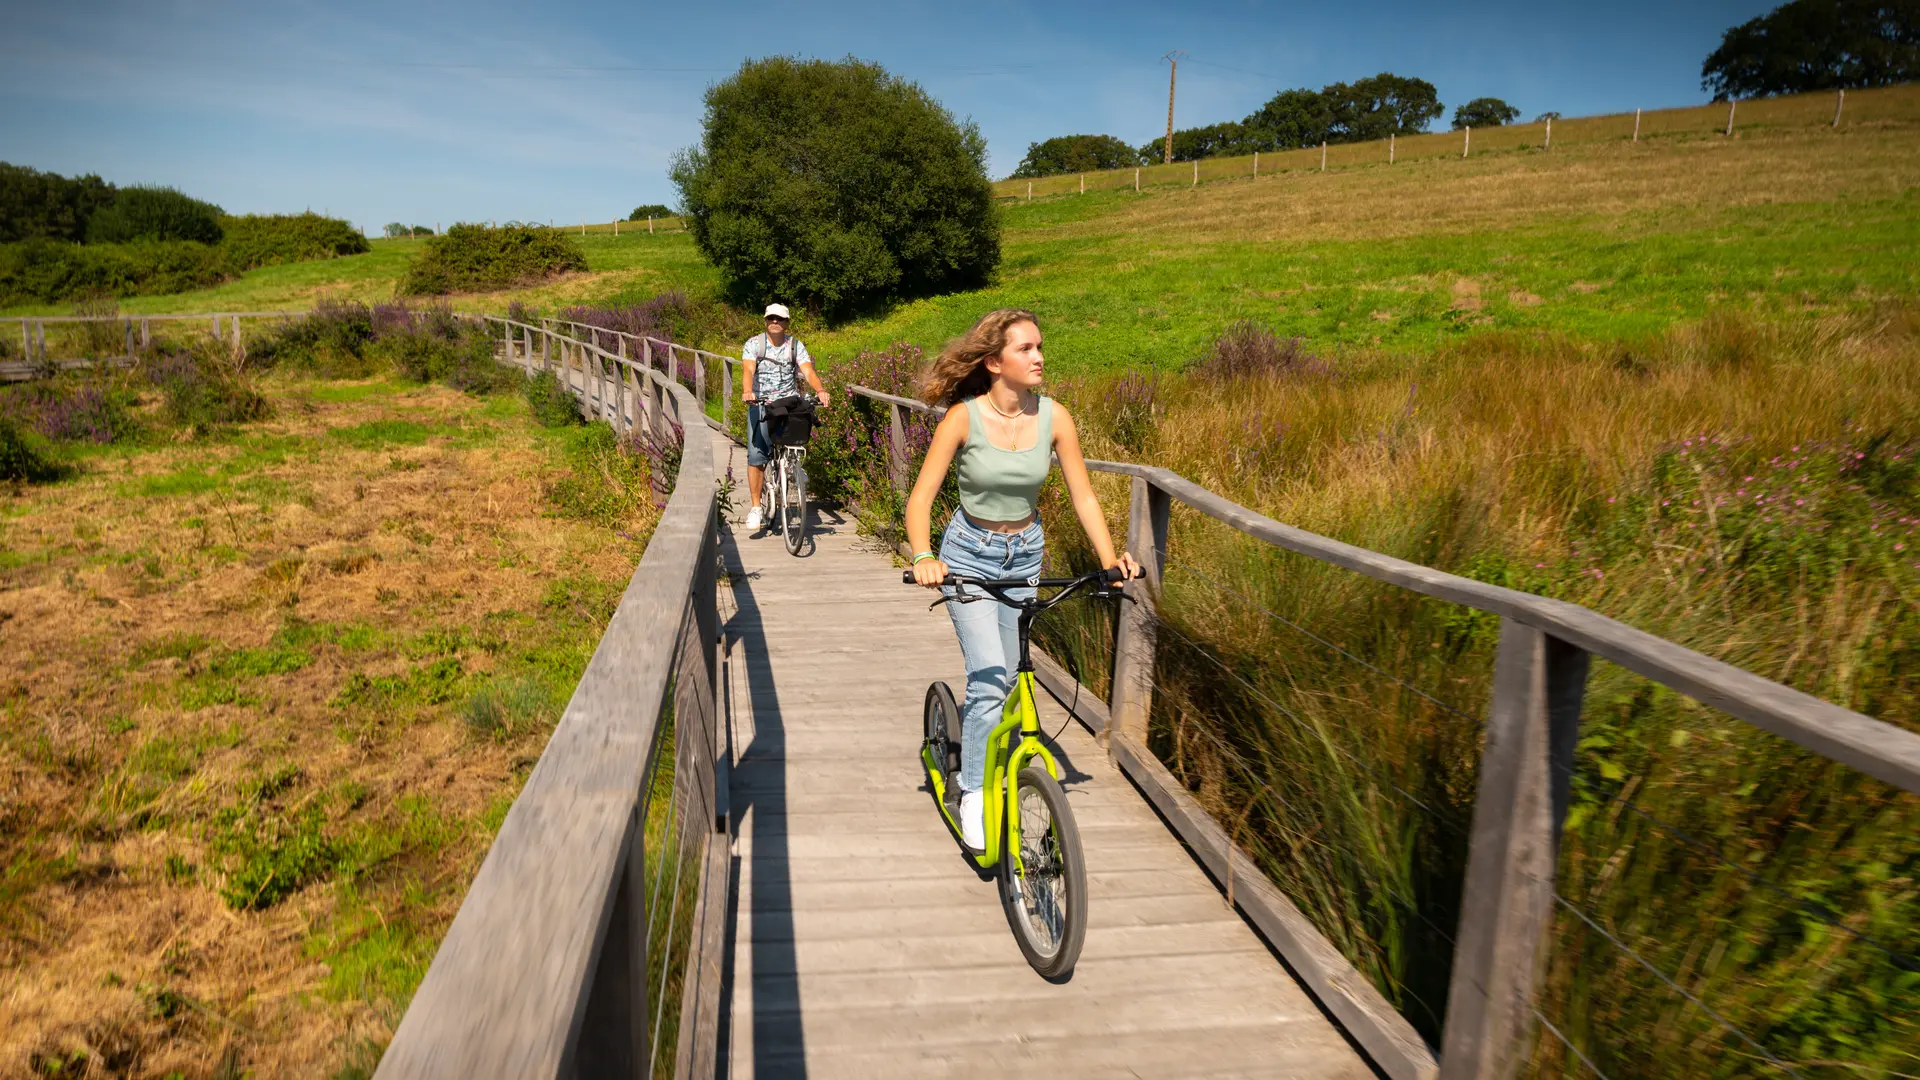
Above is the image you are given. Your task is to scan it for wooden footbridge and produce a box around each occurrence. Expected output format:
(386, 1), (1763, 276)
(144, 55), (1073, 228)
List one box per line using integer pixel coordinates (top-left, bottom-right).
(368, 318), (1919, 1080)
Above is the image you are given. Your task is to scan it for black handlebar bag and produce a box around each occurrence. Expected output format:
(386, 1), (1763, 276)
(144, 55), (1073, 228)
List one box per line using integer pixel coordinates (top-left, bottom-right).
(765, 396), (815, 447)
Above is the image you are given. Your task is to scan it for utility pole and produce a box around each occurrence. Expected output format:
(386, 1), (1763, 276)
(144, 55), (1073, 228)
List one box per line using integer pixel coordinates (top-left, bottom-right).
(1162, 50), (1185, 165)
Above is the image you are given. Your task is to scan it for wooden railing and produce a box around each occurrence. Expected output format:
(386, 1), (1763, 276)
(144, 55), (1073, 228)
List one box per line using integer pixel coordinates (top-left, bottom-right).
(376, 318), (728, 1079)
(847, 383), (1920, 1080)
(0, 311), (307, 381)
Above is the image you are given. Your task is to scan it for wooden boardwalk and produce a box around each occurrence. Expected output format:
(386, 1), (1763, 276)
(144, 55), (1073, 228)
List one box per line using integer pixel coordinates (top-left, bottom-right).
(711, 439), (1370, 1079)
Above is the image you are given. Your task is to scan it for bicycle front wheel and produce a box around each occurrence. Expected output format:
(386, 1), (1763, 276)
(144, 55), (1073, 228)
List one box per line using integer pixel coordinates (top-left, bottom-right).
(999, 766), (1087, 978)
(782, 456), (807, 556)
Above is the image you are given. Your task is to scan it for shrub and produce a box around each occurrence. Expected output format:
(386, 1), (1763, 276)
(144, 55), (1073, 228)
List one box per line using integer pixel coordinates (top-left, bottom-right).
(670, 57), (1000, 317)
(627, 204), (672, 220)
(525, 369), (582, 427)
(220, 212), (369, 269)
(0, 379), (138, 443)
(0, 238), (236, 305)
(1195, 320), (1335, 381)
(1010, 134), (1142, 179)
(85, 185), (224, 245)
(144, 347), (271, 435)
(371, 309), (512, 393)
(0, 416), (61, 483)
(397, 224), (587, 295)
(249, 298), (377, 377)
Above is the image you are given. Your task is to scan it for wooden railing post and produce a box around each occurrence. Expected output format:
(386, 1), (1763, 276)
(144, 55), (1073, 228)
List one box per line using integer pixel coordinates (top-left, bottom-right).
(502, 321), (511, 366)
(124, 318), (134, 363)
(721, 359), (732, 432)
(1109, 476), (1170, 752)
(140, 318), (150, 350)
(888, 403), (910, 495)
(694, 350), (707, 409)
(1439, 622), (1588, 1080)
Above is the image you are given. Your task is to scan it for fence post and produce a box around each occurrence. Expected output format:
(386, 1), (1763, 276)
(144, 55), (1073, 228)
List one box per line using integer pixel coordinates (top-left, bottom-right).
(1726, 99), (1736, 136)
(1192, 160), (1197, 186)
(649, 215), (654, 235)
(1108, 477), (1170, 757)
(1834, 88), (1845, 127)
(1633, 108), (1641, 142)
(231, 316), (241, 356)
(1079, 173), (1085, 194)
(1253, 151), (1258, 178)
(1463, 127), (1471, 158)
(1321, 141), (1328, 171)
(1390, 133), (1395, 163)
(1026, 181), (1032, 202)
(888, 403), (909, 496)
(1134, 167), (1140, 192)
(210, 315), (219, 340)
(1438, 621), (1589, 1080)
(140, 319), (150, 349)
(1544, 116), (1552, 150)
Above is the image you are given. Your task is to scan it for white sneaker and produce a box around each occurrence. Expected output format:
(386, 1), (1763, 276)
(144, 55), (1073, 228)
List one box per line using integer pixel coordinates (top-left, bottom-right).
(959, 789), (986, 851)
(743, 506), (763, 531)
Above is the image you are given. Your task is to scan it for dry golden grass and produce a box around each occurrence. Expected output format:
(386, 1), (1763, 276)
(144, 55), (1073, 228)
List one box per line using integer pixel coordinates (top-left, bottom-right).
(1045, 122), (1920, 249)
(0, 379), (656, 1078)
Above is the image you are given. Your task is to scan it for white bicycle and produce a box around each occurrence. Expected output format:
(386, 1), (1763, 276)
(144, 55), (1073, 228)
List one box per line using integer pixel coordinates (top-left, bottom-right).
(757, 397), (814, 556)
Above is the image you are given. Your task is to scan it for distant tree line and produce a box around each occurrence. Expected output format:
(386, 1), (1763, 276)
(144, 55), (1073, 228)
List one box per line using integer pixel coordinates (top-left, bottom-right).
(384, 223), (436, 237)
(1009, 74), (1521, 178)
(627, 204), (674, 220)
(1, 161), (370, 305)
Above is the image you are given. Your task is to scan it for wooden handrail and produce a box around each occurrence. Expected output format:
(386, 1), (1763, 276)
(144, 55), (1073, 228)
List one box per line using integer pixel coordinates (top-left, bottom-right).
(377, 318), (726, 1079)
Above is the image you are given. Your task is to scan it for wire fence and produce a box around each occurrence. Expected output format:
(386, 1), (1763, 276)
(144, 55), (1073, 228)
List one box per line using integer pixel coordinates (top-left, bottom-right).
(994, 83), (1920, 201)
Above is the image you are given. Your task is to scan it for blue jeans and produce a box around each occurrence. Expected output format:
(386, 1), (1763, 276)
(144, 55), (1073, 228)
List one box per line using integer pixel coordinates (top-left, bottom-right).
(745, 403), (772, 467)
(939, 510), (1043, 793)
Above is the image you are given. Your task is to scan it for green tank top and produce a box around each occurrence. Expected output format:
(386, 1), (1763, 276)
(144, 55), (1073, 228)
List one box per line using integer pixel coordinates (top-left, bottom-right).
(956, 396), (1053, 521)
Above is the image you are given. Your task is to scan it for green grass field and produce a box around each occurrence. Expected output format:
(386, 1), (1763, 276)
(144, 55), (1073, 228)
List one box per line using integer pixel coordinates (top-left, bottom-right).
(19, 118), (1916, 377)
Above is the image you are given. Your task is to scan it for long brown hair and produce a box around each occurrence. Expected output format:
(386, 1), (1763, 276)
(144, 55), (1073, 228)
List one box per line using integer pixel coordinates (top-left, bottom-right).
(918, 308), (1038, 407)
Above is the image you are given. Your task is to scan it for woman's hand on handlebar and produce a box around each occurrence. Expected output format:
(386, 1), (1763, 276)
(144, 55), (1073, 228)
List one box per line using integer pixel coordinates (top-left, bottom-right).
(1109, 552), (1143, 581)
(911, 557), (949, 588)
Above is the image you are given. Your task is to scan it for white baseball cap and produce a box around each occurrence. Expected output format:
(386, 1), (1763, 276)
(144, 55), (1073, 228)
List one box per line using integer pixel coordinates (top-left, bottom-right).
(763, 303), (791, 320)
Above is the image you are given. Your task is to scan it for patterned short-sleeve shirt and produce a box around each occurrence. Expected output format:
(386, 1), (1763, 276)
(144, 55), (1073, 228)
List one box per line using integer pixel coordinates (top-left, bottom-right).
(745, 333), (812, 400)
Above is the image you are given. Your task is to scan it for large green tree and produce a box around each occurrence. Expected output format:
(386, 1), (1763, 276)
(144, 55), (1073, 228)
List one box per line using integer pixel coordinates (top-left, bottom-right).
(1244, 88), (1337, 150)
(671, 57), (999, 317)
(1703, 0), (1918, 99)
(1321, 73), (1444, 143)
(1451, 97), (1521, 130)
(0, 162), (116, 244)
(1009, 134), (1141, 178)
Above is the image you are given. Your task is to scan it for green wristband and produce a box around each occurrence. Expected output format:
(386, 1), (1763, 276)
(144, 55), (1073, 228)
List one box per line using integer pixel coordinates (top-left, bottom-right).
(911, 552), (936, 564)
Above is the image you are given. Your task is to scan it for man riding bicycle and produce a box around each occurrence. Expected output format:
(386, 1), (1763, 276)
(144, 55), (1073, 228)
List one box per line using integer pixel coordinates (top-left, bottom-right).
(742, 303), (831, 533)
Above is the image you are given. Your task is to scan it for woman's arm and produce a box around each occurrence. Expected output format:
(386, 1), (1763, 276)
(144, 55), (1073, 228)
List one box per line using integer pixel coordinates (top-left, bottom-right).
(1053, 404), (1142, 579)
(907, 406), (970, 586)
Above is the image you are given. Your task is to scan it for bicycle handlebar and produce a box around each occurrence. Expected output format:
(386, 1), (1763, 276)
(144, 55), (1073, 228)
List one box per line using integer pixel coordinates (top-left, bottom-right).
(900, 566), (1127, 588)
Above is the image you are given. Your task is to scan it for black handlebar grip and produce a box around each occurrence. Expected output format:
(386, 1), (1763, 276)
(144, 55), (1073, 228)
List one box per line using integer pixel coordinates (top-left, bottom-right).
(1104, 565), (1127, 583)
(901, 570), (915, 585)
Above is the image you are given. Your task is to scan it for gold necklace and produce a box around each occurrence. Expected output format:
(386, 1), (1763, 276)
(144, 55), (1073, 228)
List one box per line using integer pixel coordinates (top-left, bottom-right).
(984, 393), (1029, 420)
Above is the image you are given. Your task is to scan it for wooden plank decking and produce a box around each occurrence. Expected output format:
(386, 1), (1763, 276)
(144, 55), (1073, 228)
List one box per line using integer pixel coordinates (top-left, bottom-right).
(710, 437), (1370, 1079)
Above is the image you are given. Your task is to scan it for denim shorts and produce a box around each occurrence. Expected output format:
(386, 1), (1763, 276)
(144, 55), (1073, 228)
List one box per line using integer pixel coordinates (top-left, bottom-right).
(745, 403), (772, 467)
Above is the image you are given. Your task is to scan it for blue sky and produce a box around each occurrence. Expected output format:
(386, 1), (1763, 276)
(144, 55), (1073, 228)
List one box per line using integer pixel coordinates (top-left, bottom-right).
(1, 0), (1776, 233)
